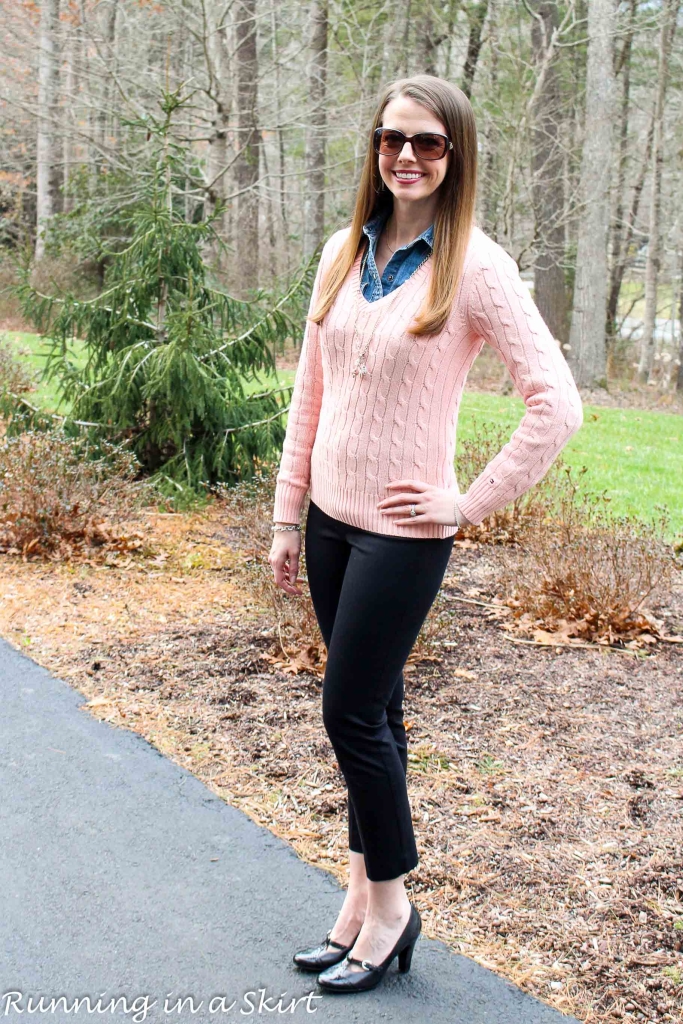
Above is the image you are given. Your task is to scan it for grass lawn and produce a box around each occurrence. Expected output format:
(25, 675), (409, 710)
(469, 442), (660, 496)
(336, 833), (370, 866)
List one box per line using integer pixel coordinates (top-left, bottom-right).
(456, 391), (683, 538)
(3, 332), (681, 537)
(1, 330), (88, 414)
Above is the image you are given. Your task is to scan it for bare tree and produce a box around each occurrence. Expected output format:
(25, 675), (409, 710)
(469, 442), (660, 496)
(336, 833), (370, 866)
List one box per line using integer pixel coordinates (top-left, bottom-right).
(637, 0), (680, 383)
(677, 239), (683, 392)
(567, 0), (616, 388)
(303, 0), (328, 260)
(530, 0), (567, 344)
(204, 2), (234, 267)
(35, 0), (61, 260)
(234, 0), (260, 294)
(461, 0), (489, 98)
(606, 0), (637, 363)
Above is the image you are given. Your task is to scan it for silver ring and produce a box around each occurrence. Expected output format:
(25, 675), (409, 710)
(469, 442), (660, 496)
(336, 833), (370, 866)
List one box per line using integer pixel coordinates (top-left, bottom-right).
(409, 504), (417, 517)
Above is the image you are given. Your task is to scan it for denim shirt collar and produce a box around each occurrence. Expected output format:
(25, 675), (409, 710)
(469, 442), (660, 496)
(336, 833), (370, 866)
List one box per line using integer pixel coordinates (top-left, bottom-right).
(360, 209), (434, 302)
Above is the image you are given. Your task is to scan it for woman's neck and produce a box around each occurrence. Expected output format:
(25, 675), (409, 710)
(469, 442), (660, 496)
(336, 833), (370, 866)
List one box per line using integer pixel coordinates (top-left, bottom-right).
(384, 196), (438, 248)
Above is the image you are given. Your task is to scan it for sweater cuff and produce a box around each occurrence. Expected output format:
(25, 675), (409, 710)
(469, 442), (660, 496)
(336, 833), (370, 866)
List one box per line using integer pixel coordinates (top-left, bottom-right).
(454, 496), (473, 529)
(272, 482), (308, 525)
(455, 492), (485, 527)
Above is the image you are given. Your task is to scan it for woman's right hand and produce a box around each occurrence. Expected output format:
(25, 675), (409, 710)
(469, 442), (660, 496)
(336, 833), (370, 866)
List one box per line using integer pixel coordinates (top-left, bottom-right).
(268, 526), (303, 596)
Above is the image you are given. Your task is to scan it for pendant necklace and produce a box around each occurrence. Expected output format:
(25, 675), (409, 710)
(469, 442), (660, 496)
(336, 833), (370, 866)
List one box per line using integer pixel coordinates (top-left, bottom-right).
(351, 303), (385, 380)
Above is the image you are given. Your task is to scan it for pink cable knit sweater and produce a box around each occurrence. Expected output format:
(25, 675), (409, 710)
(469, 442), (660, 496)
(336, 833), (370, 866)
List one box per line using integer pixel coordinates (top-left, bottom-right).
(272, 224), (583, 539)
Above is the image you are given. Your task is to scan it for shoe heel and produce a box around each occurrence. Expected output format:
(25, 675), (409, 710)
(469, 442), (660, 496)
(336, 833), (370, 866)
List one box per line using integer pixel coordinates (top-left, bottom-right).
(398, 935), (417, 973)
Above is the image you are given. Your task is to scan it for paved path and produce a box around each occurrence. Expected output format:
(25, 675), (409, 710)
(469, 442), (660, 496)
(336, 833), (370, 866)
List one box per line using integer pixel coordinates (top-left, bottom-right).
(0, 638), (579, 1024)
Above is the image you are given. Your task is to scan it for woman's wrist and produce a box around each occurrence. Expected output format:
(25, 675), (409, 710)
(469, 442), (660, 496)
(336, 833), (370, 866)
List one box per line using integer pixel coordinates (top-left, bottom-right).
(454, 496), (471, 529)
(272, 520), (301, 532)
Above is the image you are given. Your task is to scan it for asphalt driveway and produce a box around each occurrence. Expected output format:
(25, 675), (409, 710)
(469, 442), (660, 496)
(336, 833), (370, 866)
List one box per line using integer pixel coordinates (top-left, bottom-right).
(0, 638), (579, 1023)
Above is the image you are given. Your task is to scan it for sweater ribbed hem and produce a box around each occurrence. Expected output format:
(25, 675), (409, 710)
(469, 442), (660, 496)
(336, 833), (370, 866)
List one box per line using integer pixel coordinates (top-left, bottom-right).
(309, 474), (458, 540)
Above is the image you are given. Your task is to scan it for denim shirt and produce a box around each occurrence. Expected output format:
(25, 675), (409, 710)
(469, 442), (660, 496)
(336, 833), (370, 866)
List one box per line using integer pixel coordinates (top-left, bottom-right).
(360, 210), (434, 302)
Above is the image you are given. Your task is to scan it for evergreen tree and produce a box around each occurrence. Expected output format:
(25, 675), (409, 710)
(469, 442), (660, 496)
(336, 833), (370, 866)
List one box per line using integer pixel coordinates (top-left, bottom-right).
(14, 91), (316, 498)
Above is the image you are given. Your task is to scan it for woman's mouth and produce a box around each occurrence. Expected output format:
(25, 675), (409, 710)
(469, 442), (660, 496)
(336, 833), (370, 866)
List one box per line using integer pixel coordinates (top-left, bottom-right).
(392, 170), (425, 184)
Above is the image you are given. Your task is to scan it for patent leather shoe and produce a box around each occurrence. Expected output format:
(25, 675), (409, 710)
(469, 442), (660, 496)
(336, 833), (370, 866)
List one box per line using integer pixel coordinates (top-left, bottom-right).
(293, 927), (362, 972)
(316, 903), (421, 992)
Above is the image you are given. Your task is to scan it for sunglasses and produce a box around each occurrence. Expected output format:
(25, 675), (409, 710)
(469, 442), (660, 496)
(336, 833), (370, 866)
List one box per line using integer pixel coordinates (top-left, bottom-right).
(373, 127), (453, 161)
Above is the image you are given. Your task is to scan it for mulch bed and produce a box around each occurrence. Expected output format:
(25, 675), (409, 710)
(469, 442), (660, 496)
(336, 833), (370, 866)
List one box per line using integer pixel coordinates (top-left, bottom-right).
(0, 506), (681, 1023)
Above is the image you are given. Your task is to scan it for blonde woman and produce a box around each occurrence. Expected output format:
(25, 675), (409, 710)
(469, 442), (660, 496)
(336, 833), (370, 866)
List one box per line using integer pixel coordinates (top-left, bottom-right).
(268, 74), (582, 994)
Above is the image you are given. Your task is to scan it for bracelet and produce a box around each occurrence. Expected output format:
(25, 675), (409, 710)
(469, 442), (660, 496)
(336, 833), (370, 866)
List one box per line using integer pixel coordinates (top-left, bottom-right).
(272, 523), (301, 532)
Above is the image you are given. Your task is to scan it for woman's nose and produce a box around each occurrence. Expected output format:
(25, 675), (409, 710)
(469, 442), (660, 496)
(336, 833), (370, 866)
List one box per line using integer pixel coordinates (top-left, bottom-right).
(398, 140), (417, 160)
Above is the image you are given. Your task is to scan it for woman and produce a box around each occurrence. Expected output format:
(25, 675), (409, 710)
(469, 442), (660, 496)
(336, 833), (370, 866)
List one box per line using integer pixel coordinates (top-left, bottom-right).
(268, 74), (583, 994)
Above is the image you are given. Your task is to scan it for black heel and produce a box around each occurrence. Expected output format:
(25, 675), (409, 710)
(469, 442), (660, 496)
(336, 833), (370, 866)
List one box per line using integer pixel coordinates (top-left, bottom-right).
(398, 934), (417, 973)
(293, 927), (361, 972)
(317, 903), (422, 993)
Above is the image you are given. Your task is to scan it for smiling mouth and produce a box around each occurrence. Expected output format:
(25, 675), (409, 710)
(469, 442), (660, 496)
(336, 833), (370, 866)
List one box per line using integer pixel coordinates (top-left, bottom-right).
(392, 171), (425, 181)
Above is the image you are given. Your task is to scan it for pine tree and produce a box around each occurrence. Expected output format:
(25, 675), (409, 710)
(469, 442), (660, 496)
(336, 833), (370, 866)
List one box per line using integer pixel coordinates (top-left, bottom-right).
(14, 90), (316, 497)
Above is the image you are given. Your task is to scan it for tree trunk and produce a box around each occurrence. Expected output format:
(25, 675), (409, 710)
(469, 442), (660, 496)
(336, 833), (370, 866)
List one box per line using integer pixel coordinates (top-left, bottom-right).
(303, 0), (328, 260)
(416, 6), (444, 75)
(443, 0), (463, 80)
(270, 1), (288, 257)
(461, 0), (489, 99)
(637, 0), (680, 384)
(62, 16), (77, 215)
(677, 241), (683, 392)
(567, 0), (615, 389)
(605, 0), (636, 368)
(35, 0), (61, 260)
(607, 105), (655, 350)
(481, 0), (499, 238)
(102, 0), (120, 156)
(530, 0), (567, 345)
(400, 0), (414, 76)
(234, 0), (260, 295)
(206, 8), (233, 270)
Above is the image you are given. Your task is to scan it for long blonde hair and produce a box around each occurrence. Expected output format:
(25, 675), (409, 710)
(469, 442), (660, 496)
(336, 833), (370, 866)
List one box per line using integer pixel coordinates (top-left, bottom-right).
(310, 74), (478, 336)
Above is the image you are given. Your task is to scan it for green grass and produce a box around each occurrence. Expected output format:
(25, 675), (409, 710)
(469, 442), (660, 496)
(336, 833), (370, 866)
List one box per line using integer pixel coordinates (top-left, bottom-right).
(456, 391), (682, 537)
(1, 330), (88, 414)
(4, 332), (682, 538)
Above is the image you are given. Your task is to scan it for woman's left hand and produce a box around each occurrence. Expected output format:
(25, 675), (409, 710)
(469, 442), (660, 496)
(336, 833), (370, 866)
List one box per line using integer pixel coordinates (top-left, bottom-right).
(376, 479), (463, 526)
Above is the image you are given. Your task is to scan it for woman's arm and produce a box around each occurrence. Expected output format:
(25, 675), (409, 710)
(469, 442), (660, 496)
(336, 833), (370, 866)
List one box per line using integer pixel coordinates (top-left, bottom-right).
(271, 238), (334, 525)
(456, 248), (583, 526)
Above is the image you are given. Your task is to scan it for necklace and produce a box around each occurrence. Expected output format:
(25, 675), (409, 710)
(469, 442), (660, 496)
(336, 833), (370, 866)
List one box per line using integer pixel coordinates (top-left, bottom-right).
(351, 306), (383, 379)
(383, 223), (397, 255)
(351, 247), (432, 381)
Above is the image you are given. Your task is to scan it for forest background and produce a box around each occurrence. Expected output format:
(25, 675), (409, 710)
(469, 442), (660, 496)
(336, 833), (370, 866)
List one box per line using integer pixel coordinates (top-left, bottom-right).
(0, 0), (682, 399)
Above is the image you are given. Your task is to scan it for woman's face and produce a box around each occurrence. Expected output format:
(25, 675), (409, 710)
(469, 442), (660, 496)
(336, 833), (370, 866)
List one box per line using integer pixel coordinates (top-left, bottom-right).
(377, 95), (451, 204)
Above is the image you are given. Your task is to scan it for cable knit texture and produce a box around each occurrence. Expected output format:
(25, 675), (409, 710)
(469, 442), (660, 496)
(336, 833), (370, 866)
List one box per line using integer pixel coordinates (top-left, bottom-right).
(272, 224), (583, 539)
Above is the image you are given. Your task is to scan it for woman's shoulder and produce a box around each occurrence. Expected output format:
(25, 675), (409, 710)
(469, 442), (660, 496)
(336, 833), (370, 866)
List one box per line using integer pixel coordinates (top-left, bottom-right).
(453, 225), (527, 328)
(465, 224), (519, 275)
(320, 225), (353, 265)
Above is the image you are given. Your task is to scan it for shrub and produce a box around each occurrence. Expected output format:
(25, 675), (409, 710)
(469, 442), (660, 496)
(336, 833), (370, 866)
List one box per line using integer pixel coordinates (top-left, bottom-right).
(0, 430), (154, 559)
(209, 465), (328, 676)
(499, 480), (679, 642)
(0, 335), (37, 400)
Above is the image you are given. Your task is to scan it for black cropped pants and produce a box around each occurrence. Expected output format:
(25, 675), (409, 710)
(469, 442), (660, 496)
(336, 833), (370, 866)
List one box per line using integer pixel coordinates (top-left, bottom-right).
(304, 499), (454, 882)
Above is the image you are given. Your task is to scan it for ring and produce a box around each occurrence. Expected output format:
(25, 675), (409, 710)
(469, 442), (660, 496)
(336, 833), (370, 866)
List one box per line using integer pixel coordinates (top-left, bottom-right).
(409, 504), (417, 517)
